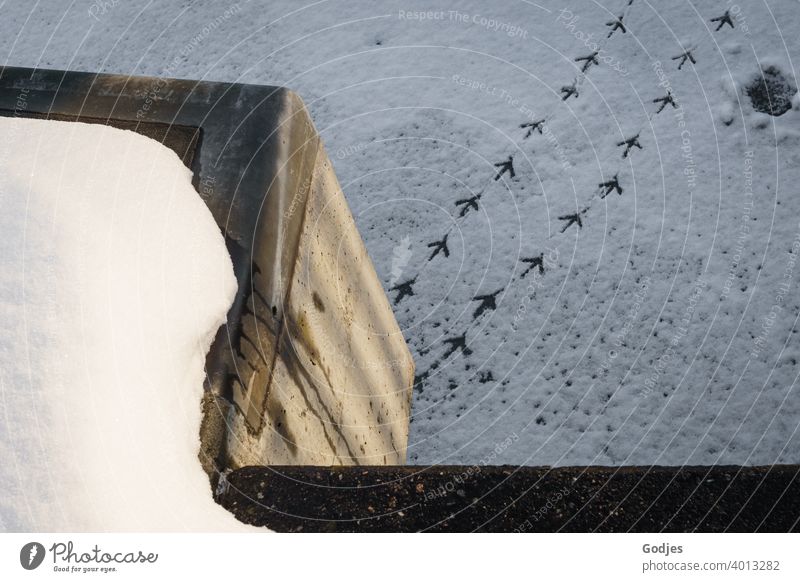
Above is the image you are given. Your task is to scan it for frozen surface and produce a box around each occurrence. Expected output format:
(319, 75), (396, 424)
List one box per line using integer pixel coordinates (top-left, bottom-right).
(1, 0), (800, 467)
(0, 117), (250, 531)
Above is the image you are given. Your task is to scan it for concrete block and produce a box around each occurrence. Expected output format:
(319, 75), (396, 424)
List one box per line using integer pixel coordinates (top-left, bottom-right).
(227, 99), (414, 467)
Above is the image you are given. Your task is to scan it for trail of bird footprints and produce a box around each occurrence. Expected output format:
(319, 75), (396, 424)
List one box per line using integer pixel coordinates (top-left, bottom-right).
(392, 1), (738, 395)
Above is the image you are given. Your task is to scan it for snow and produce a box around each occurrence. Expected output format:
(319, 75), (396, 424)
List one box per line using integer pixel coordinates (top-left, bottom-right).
(1, 0), (799, 470)
(0, 117), (251, 531)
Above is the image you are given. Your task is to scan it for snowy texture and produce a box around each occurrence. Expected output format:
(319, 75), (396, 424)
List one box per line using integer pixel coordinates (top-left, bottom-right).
(0, 117), (248, 531)
(1, 1), (800, 468)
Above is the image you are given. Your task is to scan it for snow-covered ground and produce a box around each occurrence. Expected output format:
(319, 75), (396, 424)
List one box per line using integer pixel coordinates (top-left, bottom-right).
(1, 0), (799, 468)
(0, 118), (251, 531)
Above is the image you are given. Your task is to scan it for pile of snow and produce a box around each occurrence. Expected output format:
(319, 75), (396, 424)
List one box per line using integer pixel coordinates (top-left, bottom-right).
(0, 117), (251, 531)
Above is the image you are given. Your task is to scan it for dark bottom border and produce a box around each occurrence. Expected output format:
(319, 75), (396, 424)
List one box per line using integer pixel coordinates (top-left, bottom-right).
(216, 464), (800, 532)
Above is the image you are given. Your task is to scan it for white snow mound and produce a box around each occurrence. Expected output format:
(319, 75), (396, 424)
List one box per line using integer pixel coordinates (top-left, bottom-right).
(0, 117), (252, 531)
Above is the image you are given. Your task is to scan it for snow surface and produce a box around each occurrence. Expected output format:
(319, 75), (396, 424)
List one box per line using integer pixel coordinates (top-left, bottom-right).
(1, 0), (800, 468)
(0, 117), (252, 531)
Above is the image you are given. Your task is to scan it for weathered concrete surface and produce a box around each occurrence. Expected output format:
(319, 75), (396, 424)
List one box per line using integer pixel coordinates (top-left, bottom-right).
(217, 465), (800, 532)
(0, 67), (415, 476)
(228, 102), (415, 468)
